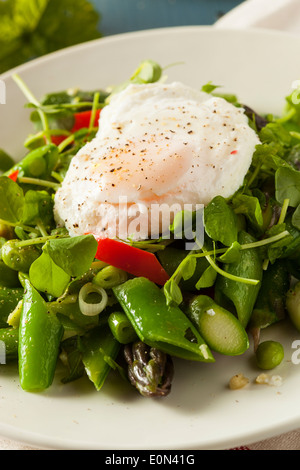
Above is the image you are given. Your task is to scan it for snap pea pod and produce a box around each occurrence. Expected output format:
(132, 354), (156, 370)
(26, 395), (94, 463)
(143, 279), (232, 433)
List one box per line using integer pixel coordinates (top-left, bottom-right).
(3, 144), (59, 180)
(113, 277), (214, 363)
(0, 328), (19, 361)
(108, 311), (139, 344)
(78, 325), (120, 391)
(183, 295), (249, 356)
(249, 260), (290, 329)
(18, 279), (63, 392)
(0, 286), (24, 328)
(215, 231), (263, 328)
(157, 246), (209, 292)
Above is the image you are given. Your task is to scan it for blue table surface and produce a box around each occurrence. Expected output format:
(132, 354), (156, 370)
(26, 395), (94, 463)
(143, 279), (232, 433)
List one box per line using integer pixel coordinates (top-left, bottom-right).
(90, 0), (244, 37)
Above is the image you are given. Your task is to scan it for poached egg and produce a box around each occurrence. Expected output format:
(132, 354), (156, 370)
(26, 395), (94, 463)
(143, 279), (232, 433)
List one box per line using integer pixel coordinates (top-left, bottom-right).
(54, 81), (260, 240)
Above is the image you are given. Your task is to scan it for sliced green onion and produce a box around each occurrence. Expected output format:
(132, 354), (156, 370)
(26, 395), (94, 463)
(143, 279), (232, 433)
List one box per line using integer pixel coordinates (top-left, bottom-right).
(79, 283), (108, 317)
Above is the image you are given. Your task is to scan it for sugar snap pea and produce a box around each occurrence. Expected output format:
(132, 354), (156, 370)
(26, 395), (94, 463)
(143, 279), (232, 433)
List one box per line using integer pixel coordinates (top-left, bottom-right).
(184, 295), (249, 356)
(3, 144), (59, 180)
(215, 231), (263, 328)
(18, 279), (63, 391)
(108, 311), (138, 344)
(113, 277), (214, 362)
(78, 325), (120, 391)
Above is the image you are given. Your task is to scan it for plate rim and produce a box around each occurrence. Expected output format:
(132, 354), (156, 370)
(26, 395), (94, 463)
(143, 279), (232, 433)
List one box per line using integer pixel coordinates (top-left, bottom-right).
(2, 24), (300, 80)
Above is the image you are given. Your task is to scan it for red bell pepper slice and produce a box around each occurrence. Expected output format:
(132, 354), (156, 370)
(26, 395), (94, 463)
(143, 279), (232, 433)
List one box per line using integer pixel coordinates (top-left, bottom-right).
(72, 109), (101, 132)
(94, 237), (170, 286)
(8, 170), (19, 182)
(50, 109), (101, 145)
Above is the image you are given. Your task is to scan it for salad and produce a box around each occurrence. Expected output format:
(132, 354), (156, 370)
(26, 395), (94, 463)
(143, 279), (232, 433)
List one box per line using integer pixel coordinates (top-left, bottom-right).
(0, 60), (300, 398)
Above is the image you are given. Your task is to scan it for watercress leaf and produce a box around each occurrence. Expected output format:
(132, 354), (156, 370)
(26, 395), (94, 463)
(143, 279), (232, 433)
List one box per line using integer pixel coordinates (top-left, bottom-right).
(259, 122), (292, 148)
(43, 235), (98, 278)
(252, 143), (290, 169)
(231, 193), (263, 231)
(181, 256), (197, 281)
(201, 82), (220, 94)
(164, 279), (183, 306)
(0, 177), (24, 224)
(275, 167), (300, 207)
(195, 265), (217, 289)
(29, 251), (71, 298)
(204, 196), (237, 246)
(21, 190), (54, 226)
(292, 204), (300, 231)
(219, 241), (241, 263)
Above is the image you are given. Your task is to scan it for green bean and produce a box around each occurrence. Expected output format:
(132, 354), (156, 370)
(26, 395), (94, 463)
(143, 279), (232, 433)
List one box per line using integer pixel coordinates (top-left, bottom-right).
(108, 312), (138, 344)
(255, 341), (284, 370)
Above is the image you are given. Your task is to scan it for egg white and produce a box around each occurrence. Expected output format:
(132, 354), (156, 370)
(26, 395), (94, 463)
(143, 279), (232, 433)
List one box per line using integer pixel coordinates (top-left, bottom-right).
(54, 81), (260, 240)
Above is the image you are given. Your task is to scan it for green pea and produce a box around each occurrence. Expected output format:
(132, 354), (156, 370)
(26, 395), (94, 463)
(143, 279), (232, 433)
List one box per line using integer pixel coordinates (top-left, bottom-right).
(1, 240), (41, 273)
(255, 341), (284, 370)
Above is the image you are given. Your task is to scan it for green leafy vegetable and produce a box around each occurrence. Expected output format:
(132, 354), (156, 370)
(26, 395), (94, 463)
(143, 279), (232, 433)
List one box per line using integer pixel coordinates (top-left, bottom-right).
(275, 167), (300, 207)
(0, 0), (101, 73)
(0, 177), (24, 224)
(204, 196), (237, 247)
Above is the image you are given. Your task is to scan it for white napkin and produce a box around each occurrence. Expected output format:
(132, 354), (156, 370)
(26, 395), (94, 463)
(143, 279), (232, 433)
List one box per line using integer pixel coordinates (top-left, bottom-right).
(215, 0), (300, 33)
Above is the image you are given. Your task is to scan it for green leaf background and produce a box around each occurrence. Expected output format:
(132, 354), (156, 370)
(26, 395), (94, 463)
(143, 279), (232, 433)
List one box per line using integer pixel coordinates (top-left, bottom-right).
(0, 0), (102, 73)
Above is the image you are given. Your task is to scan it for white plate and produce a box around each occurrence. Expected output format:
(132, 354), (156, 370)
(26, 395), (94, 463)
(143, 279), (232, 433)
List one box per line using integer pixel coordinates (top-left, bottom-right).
(1, 26), (300, 451)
